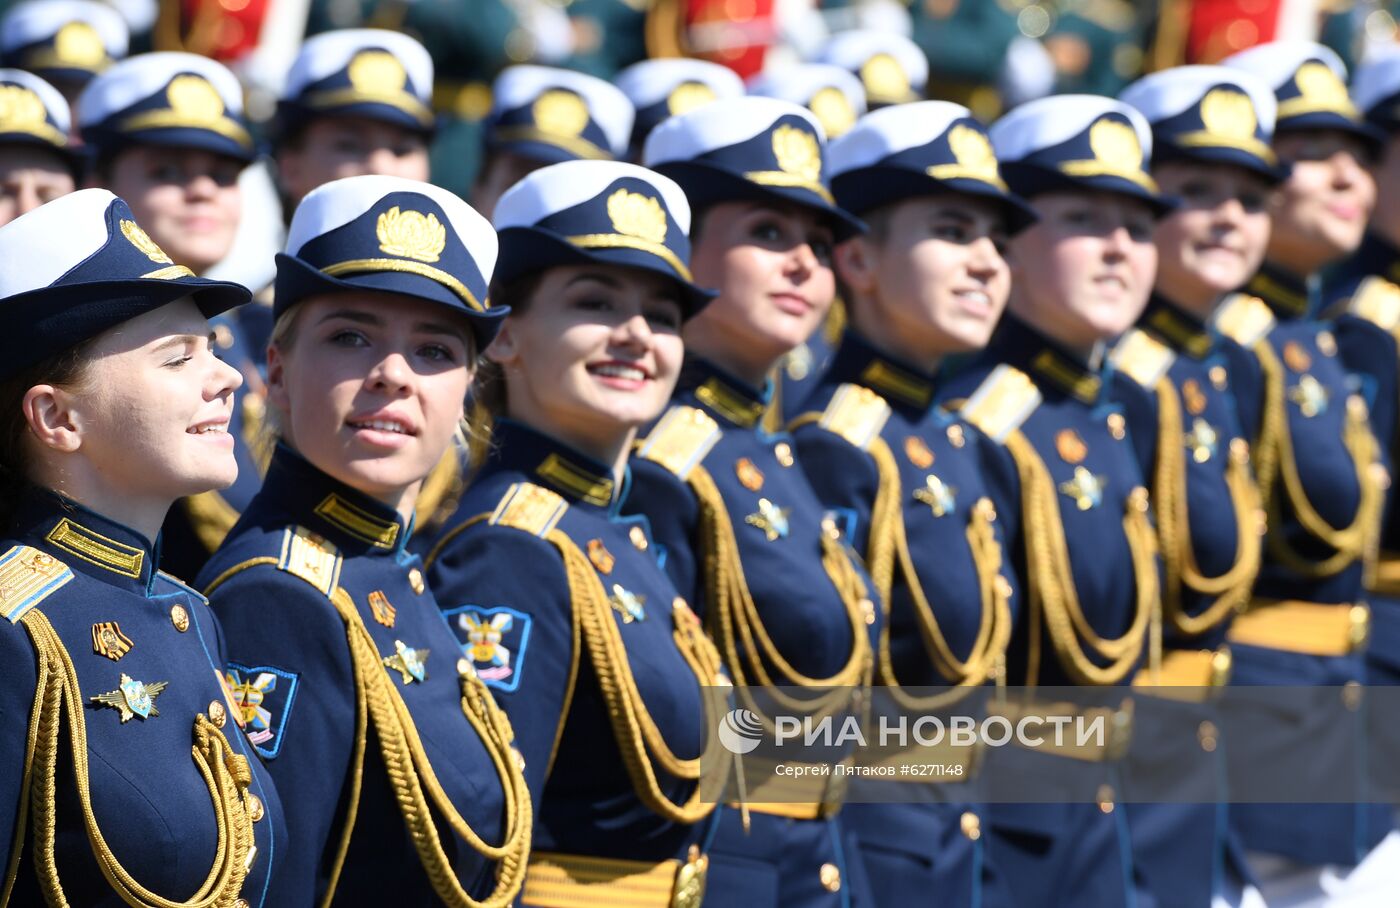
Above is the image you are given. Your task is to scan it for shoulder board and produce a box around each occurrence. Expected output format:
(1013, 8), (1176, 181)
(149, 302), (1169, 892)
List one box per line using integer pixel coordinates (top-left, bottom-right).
(489, 482), (568, 538)
(156, 571), (207, 601)
(1110, 329), (1176, 388)
(1345, 276), (1400, 333)
(958, 365), (1042, 443)
(0, 546), (72, 624)
(635, 405), (722, 479)
(1213, 294), (1275, 347)
(276, 527), (343, 597)
(818, 383), (891, 451)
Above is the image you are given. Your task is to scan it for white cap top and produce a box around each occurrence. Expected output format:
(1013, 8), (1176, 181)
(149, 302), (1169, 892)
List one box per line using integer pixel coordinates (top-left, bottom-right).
(77, 51), (245, 128)
(0, 187), (119, 295)
(615, 58), (745, 112)
(1352, 47), (1400, 117)
(990, 93), (1154, 164)
(1, 0), (127, 59)
(1222, 40), (1348, 91)
(746, 62), (867, 136)
(643, 95), (826, 167)
(494, 159), (691, 235)
(491, 64), (634, 158)
(280, 28), (433, 104)
(815, 29), (928, 100)
(0, 67), (71, 135)
(827, 101), (977, 177)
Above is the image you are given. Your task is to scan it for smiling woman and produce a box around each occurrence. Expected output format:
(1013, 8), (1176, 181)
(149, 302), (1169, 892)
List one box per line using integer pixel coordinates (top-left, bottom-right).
(196, 175), (532, 908)
(0, 189), (290, 907)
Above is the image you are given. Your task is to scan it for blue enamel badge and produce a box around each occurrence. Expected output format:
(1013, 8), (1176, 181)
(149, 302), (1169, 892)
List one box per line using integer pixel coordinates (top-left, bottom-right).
(225, 663), (300, 760)
(444, 605), (533, 693)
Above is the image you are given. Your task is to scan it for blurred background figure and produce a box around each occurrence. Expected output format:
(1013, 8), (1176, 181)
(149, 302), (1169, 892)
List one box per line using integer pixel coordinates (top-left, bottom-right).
(747, 60), (867, 138)
(0, 0), (128, 108)
(814, 27), (926, 108)
(0, 68), (79, 226)
(616, 56), (744, 161)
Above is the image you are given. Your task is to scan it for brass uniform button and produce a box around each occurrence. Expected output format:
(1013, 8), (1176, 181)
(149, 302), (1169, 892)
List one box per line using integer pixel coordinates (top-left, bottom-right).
(208, 700), (227, 728)
(629, 525), (648, 551)
(457, 657), (475, 678)
(247, 793), (264, 823)
(235, 900), (250, 908)
(408, 568), (425, 595)
(1197, 721), (1218, 753)
(960, 811), (981, 841)
(1342, 680), (1363, 711)
(1106, 413), (1126, 440)
(858, 598), (876, 625)
(774, 442), (795, 467)
(1097, 784), (1115, 814)
(1209, 365), (1228, 390)
(946, 425), (965, 448)
(819, 862), (841, 892)
(170, 604), (190, 633)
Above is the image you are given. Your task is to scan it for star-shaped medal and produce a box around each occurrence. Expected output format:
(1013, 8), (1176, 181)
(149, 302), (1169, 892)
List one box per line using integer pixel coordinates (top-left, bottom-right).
(90, 674), (167, 722)
(383, 639), (429, 684)
(1058, 466), (1107, 511)
(1288, 375), (1329, 418)
(744, 498), (791, 541)
(912, 474), (957, 518)
(609, 584), (647, 623)
(1184, 417), (1219, 464)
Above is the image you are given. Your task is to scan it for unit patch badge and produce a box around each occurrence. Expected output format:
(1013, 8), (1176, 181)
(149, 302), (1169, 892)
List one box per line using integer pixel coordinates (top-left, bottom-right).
(446, 605), (533, 693)
(224, 663), (301, 760)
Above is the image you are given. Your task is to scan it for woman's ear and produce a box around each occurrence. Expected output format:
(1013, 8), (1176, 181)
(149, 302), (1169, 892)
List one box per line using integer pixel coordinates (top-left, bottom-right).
(834, 237), (877, 298)
(485, 319), (520, 367)
(23, 385), (83, 453)
(266, 343), (291, 414)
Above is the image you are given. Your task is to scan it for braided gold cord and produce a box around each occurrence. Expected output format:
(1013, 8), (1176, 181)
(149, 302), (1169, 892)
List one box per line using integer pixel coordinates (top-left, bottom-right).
(1005, 432), (1156, 686)
(686, 465), (871, 721)
(327, 588), (531, 908)
(14, 610), (254, 908)
(546, 530), (725, 825)
(1251, 341), (1286, 508)
(1152, 379), (1261, 637)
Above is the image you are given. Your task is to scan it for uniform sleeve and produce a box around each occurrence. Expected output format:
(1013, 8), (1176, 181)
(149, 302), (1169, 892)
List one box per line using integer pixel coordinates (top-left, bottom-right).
(791, 422), (880, 553)
(622, 458), (703, 605)
(426, 526), (575, 806)
(1334, 316), (1399, 453)
(208, 568), (357, 906)
(0, 628), (38, 874)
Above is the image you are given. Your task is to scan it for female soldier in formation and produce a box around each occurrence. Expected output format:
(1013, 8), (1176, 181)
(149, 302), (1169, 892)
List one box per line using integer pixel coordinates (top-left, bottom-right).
(424, 160), (724, 907)
(0, 188), (285, 906)
(198, 175), (532, 907)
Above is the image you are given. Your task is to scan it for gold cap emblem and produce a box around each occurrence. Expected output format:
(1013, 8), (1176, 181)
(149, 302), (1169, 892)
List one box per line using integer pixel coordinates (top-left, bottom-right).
(607, 188), (668, 244)
(859, 53), (909, 102)
(165, 75), (225, 124)
(667, 81), (716, 117)
(1199, 88), (1257, 140)
(347, 50), (407, 93)
(1088, 117), (1143, 174)
(120, 219), (174, 264)
(53, 21), (106, 69)
(947, 124), (1000, 182)
(809, 86), (856, 138)
(533, 89), (590, 138)
(0, 85), (50, 132)
(376, 206), (446, 263)
(772, 124), (822, 182)
(1293, 61), (1353, 115)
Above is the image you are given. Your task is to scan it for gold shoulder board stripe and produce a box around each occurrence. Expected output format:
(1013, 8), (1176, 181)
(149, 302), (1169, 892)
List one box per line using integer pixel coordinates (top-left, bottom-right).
(636, 406), (722, 479)
(1347, 277), (1400, 333)
(45, 518), (143, 578)
(277, 526), (343, 596)
(1214, 294), (1275, 347)
(0, 545), (72, 623)
(313, 493), (399, 549)
(1111, 328), (1176, 388)
(959, 365), (1042, 443)
(819, 383), (891, 451)
(489, 483), (569, 538)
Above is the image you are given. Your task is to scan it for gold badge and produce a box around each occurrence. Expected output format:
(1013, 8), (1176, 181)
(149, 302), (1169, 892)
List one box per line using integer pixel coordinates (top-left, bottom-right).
(1107, 413), (1126, 440)
(91, 674), (167, 722)
(667, 81), (716, 116)
(1059, 466), (1107, 511)
(1199, 88), (1257, 141)
(673, 846), (708, 908)
(383, 640), (429, 684)
(0, 85), (50, 133)
(1184, 417), (1219, 464)
(629, 525), (648, 551)
(784, 343), (813, 381)
(533, 89), (590, 137)
(860, 53), (909, 102)
(91, 621), (132, 661)
(608, 584), (647, 623)
(1317, 331), (1337, 357)
(809, 86), (856, 138)
(1055, 428), (1088, 464)
(1288, 374), (1329, 417)
(1089, 117), (1144, 176)
(607, 188), (667, 243)
(368, 590), (396, 627)
(772, 124), (822, 182)
(376, 206), (445, 263)
(745, 498), (791, 541)
(946, 424), (965, 448)
(348, 50), (407, 93)
(774, 442), (795, 467)
(1182, 379), (1207, 416)
(121, 219), (174, 265)
(905, 436), (935, 469)
(1291, 61), (1354, 117)
(1283, 340), (1312, 372)
(1209, 365), (1229, 390)
(54, 21), (106, 68)
(735, 457), (765, 491)
(170, 604), (190, 632)
(408, 567), (425, 594)
(913, 474), (957, 518)
(587, 538), (615, 574)
(166, 74), (225, 123)
(932, 124), (1003, 187)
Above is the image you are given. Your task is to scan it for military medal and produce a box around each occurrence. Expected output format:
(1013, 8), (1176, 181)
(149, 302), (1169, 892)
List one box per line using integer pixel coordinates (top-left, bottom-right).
(946, 425), (965, 448)
(745, 498), (791, 541)
(913, 474), (957, 517)
(1106, 413), (1126, 440)
(609, 584), (647, 623)
(408, 567), (425, 594)
(384, 640), (429, 684)
(1288, 375), (1329, 417)
(1283, 340), (1311, 372)
(588, 539), (615, 574)
(1055, 429), (1087, 464)
(1059, 466), (1107, 511)
(90, 674), (167, 722)
(91, 621), (133, 661)
(368, 590), (396, 627)
(628, 525), (649, 551)
(773, 442), (795, 467)
(1317, 331), (1337, 357)
(1209, 365), (1228, 390)
(904, 436), (934, 469)
(1182, 379), (1207, 416)
(735, 457), (764, 491)
(1184, 418), (1219, 464)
